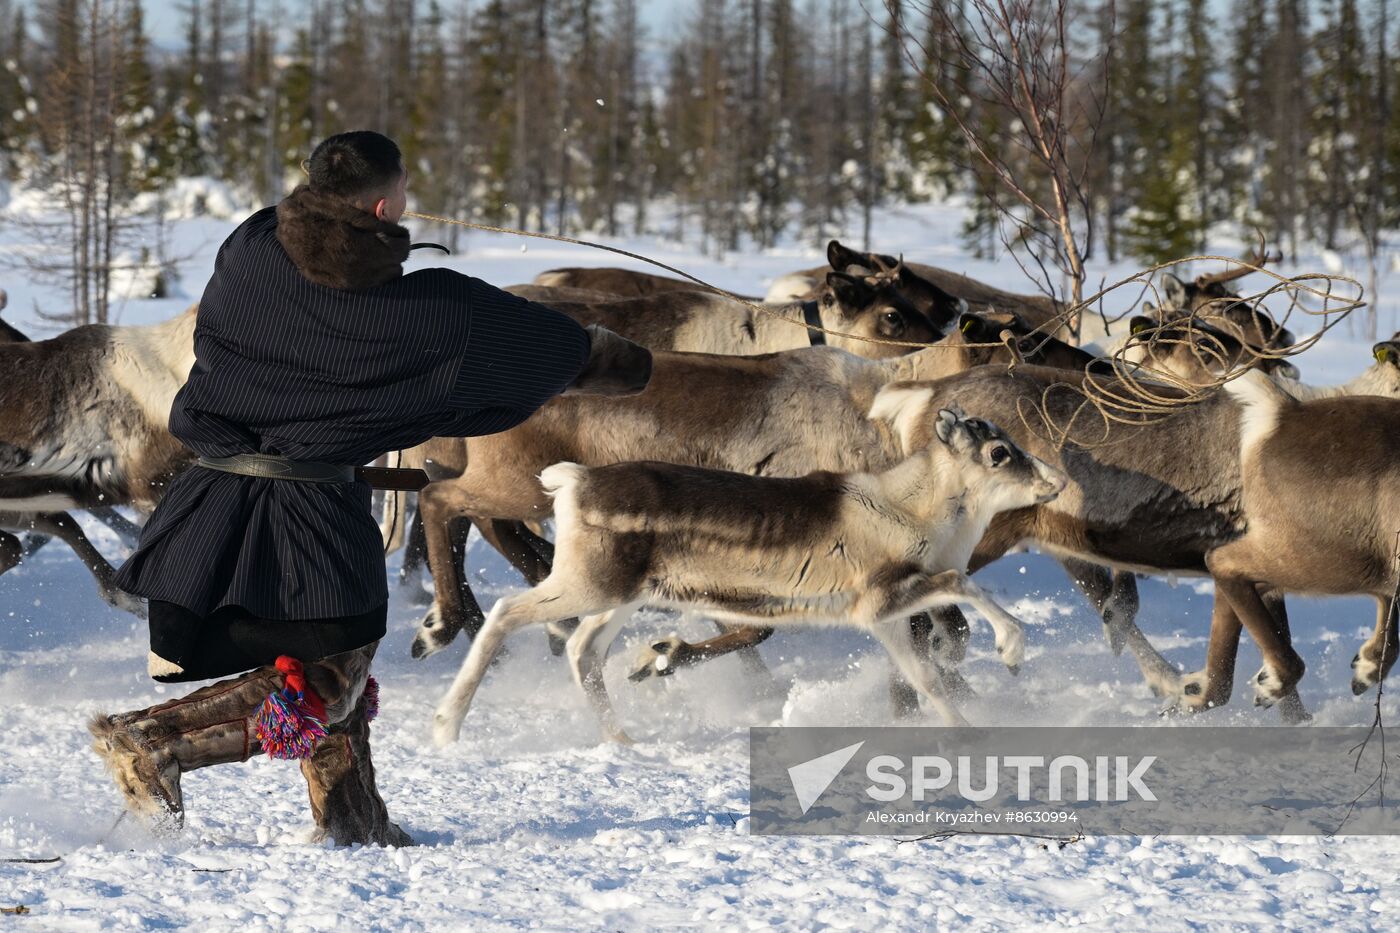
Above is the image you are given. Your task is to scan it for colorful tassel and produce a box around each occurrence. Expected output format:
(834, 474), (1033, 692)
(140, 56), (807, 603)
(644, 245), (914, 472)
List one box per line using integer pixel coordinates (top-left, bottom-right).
(363, 676), (380, 723)
(254, 656), (328, 760)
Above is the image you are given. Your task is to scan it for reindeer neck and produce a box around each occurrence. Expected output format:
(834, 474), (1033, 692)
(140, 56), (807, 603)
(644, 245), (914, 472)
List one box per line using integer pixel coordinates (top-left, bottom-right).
(872, 445), (969, 526)
(754, 302), (814, 352)
(883, 342), (967, 384)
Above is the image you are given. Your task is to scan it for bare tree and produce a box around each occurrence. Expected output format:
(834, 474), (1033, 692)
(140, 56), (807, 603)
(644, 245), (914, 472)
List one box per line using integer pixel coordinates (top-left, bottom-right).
(9, 0), (123, 325)
(889, 0), (1110, 335)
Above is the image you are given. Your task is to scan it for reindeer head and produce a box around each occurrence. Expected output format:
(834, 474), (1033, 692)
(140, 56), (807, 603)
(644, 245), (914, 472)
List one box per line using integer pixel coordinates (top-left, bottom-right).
(933, 407), (1066, 509)
(826, 239), (963, 332)
(816, 269), (942, 358)
(1124, 315), (1300, 386)
(949, 309), (1100, 372)
(1154, 239), (1293, 351)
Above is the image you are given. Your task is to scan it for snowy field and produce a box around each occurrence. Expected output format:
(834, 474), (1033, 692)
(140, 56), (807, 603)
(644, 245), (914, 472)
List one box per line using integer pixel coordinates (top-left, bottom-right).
(3, 194), (1400, 930)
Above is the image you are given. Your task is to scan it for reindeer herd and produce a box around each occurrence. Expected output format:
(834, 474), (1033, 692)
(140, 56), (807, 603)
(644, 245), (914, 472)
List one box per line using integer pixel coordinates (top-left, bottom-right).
(1, 241), (1398, 745)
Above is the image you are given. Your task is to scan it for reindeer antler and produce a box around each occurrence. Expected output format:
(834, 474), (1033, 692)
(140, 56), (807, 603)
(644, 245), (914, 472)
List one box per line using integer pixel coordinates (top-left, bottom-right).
(1194, 230), (1282, 288)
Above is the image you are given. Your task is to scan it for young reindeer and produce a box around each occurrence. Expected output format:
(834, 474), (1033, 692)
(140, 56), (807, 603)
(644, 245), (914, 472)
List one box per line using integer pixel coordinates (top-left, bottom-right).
(431, 409), (1066, 745)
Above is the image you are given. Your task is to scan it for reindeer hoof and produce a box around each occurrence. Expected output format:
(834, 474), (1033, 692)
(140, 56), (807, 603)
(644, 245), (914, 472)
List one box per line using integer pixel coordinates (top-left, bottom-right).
(996, 630), (1026, 672)
(1252, 667), (1285, 708)
(431, 712), (462, 747)
(1159, 670), (1218, 716)
(628, 636), (684, 683)
(412, 609), (452, 660)
(1006, 663), (1020, 677)
(605, 730), (636, 746)
(1351, 652), (1380, 695)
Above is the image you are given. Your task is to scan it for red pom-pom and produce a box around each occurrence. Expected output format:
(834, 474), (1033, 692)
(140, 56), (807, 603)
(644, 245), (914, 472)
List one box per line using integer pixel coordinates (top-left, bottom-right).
(255, 656), (328, 759)
(363, 676), (380, 723)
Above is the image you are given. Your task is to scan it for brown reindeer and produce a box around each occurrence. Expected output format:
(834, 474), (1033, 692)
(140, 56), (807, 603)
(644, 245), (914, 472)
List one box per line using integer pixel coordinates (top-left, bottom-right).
(1187, 370), (1400, 708)
(0, 307), (199, 611)
(1143, 241), (1291, 359)
(0, 293), (147, 610)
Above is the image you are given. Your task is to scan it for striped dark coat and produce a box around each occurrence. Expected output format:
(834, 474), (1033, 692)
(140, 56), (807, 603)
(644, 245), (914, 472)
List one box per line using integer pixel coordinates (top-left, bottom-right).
(114, 187), (590, 677)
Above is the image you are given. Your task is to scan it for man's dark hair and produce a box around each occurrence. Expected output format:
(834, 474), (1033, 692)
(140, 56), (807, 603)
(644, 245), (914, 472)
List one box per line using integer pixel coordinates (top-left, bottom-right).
(307, 131), (403, 199)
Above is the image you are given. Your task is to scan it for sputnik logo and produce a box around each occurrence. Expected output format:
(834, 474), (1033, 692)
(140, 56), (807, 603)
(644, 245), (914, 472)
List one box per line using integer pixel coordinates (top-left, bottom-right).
(788, 741), (865, 814)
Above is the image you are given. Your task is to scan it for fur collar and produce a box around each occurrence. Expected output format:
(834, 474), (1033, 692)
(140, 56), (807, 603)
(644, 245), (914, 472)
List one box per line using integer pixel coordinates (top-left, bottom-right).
(275, 184), (412, 290)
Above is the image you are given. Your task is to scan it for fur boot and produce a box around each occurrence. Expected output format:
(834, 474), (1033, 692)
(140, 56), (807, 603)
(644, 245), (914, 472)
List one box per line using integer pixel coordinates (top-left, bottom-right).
(90, 645), (410, 846)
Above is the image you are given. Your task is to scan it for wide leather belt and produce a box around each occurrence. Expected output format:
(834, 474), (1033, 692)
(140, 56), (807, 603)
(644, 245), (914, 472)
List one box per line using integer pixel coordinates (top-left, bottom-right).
(197, 454), (430, 491)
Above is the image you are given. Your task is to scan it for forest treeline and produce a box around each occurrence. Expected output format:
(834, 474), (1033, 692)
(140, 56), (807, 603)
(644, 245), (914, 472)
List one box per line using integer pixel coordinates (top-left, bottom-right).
(0, 0), (1396, 323)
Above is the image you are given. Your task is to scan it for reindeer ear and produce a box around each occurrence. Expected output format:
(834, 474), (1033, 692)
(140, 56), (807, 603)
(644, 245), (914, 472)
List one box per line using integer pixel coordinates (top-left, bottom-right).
(1160, 273), (1188, 309)
(828, 240), (865, 273)
(934, 407), (959, 445)
(870, 383), (937, 453)
(933, 407), (976, 454)
(826, 271), (871, 314)
(1129, 315), (1154, 336)
(1374, 341), (1400, 367)
(957, 311), (992, 341)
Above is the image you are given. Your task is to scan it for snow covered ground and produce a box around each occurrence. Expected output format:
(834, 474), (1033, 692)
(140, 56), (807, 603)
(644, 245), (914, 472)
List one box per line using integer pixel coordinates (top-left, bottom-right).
(2, 195), (1400, 930)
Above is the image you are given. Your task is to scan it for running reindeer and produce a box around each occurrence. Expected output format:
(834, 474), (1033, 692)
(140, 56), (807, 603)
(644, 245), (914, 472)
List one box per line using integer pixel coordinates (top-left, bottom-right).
(0, 305), (198, 611)
(432, 408), (1065, 744)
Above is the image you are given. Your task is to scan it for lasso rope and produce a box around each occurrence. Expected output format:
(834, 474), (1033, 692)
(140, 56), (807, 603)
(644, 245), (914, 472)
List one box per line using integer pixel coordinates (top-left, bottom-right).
(403, 209), (1366, 450)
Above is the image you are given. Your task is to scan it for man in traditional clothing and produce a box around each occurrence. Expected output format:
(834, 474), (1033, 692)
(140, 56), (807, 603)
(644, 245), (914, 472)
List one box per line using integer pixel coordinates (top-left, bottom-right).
(90, 130), (651, 845)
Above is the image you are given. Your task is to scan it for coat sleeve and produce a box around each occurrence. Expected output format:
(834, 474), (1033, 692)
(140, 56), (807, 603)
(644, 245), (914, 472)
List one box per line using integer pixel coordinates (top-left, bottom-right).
(444, 278), (591, 425)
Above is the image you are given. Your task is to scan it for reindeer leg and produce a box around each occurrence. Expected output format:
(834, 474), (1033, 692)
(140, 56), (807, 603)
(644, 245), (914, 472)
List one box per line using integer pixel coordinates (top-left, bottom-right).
(861, 571), (990, 727)
(628, 625), (776, 682)
(432, 578), (611, 746)
(1060, 557), (1132, 654)
(1258, 588), (1310, 724)
(1163, 595), (1240, 715)
(1207, 571), (1306, 708)
(1056, 558), (1190, 699)
(473, 519), (578, 656)
(566, 604), (640, 744)
(1352, 595), (1398, 697)
(412, 479), (487, 659)
(89, 506), (143, 549)
(890, 608), (974, 718)
(395, 507), (434, 607)
(26, 512), (145, 617)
